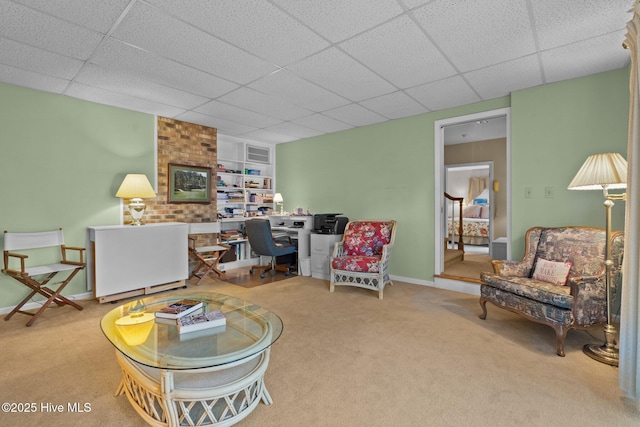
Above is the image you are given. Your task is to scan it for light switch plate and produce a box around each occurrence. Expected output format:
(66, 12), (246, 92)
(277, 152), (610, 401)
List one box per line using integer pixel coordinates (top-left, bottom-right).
(545, 187), (554, 198)
(525, 187), (533, 198)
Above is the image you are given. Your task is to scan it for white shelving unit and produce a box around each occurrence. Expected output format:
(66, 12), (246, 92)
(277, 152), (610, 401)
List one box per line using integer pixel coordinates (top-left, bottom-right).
(216, 135), (275, 271)
(216, 135), (275, 220)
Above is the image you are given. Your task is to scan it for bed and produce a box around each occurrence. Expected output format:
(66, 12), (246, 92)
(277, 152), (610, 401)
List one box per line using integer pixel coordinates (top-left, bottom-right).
(447, 203), (490, 246)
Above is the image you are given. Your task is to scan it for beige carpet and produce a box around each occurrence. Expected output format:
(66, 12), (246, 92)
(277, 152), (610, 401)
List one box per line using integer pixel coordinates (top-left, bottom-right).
(1, 276), (638, 427)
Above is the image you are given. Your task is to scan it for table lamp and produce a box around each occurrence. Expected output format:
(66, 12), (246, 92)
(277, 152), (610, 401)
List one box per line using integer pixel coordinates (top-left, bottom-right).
(116, 174), (157, 226)
(273, 193), (284, 214)
(568, 152), (627, 366)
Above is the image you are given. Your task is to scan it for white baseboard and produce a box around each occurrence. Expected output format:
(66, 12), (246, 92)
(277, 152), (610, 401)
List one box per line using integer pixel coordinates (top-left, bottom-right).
(389, 274), (434, 287)
(433, 277), (480, 296)
(390, 274), (479, 296)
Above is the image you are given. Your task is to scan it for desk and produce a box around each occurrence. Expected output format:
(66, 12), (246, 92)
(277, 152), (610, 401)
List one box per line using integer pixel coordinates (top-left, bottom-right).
(101, 292), (283, 427)
(268, 215), (312, 276)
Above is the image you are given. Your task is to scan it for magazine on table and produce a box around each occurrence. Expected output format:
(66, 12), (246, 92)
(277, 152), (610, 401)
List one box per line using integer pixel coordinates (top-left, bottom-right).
(155, 299), (203, 319)
(177, 310), (227, 334)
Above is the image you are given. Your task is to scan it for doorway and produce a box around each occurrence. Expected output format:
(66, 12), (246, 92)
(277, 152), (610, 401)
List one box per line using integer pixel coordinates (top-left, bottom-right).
(433, 108), (511, 282)
(444, 162), (493, 255)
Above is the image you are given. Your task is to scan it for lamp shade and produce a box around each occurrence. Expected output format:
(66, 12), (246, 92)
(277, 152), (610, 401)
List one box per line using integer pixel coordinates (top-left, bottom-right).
(116, 174), (157, 199)
(273, 193), (283, 203)
(567, 153), (627, 191)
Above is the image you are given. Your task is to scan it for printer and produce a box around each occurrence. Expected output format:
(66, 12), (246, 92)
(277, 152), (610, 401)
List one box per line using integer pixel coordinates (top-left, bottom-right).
(313, 213), (348, 235)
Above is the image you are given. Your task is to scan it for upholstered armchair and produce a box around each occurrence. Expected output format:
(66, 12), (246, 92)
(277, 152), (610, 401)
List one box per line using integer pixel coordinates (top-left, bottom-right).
(330, 220), (396, 299)
(479, 226), (624, 357)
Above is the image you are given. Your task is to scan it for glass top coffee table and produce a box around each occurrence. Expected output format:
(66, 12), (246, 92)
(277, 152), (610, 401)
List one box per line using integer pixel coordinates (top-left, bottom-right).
(101, 292), (283, 426)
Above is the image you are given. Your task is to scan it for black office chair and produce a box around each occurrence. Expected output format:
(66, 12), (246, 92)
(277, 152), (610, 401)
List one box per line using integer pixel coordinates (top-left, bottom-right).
(245, 219), (297, 278)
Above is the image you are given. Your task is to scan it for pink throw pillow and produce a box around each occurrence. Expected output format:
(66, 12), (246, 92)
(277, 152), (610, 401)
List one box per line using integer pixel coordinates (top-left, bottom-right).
(532, 258), (572, 286)
(463, 205), (481, 218)
(480, 206), (490, 219)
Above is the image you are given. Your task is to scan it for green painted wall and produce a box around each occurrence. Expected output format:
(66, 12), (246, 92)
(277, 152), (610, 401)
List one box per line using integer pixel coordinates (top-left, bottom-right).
(276, 68), (629, 281)
(276, 97), (510, 282)
(0, 83), (155, 307)
(510, 68), (629, 257)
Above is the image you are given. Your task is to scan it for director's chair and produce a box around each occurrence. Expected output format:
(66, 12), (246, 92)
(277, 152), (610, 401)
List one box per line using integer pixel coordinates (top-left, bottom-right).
(2, 228), (85, 326)
(188, 222), (230, 284)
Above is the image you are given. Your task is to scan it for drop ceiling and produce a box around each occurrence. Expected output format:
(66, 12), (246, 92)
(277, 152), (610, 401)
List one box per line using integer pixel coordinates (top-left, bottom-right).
(0, 0), (633, 144)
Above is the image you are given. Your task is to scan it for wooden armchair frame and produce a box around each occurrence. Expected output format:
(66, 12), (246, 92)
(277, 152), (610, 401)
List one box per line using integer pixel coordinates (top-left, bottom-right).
(188, 223), (230, 284)
(2, 228), (85, 326)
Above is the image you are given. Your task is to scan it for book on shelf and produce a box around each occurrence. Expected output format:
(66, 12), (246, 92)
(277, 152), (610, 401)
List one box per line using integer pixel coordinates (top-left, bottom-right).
(154, 299), (203, 319)
(177, 310), (227, 334)
(221, 230), (243, 241)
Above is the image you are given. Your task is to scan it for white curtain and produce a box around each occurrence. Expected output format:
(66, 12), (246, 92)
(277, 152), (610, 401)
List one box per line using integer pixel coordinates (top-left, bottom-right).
(467, 177), (488, 202)
(621, 5), (640, 404)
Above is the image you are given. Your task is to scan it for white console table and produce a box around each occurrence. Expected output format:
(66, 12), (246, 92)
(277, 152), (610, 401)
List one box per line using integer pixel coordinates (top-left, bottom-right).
(87, 222), (188, 303)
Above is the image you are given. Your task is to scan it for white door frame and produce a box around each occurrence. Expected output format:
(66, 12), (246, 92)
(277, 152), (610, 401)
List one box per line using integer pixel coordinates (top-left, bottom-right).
(433, 108), (511, 275)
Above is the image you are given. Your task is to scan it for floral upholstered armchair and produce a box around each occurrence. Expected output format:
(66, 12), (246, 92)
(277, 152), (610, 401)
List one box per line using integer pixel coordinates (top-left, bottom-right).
(479, 226), (624, 357)
(330, 220), (396, 299)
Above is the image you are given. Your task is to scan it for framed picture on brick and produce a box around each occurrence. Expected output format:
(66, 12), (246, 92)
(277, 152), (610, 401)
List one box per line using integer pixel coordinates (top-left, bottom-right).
(168, 163), (212, 204)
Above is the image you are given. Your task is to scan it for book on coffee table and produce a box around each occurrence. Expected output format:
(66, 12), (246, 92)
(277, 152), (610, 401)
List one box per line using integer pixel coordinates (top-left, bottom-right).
(155, 299), (203, 319)
(179, 325), (227, 341)
(178, 310), (226, 334)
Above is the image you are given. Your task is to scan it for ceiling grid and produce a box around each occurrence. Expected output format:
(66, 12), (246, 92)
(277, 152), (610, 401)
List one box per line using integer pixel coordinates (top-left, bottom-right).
(0, 0), (633, 144)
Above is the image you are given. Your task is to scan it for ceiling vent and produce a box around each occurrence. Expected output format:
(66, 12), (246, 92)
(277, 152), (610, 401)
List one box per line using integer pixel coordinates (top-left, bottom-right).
(246, 145), (270, 164)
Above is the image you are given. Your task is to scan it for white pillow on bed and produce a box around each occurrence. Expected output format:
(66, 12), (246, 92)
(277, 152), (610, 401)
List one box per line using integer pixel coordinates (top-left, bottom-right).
(480, 206), (490, 219)
(462, 205), (482, 218)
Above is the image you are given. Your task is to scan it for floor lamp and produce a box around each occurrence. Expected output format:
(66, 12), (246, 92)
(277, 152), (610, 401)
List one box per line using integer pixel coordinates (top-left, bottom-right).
(568, 152), (627, 366)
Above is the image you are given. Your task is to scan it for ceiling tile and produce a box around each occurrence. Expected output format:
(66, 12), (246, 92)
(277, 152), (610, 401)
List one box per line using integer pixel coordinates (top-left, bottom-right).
(65, 82), (186, 117)
(241, 129), (298, 144)
(146, 0), (329, 66)
(287, 47), (397, 101)
(323, 103), (388, 127)
(401, 0), (432, 9)
(341, 15), (456, 89)
(413, 0), (536, 72)
(360, 91), (430, 119)
(218, 87), (313, 121)
(464, 55), (544, 100)
(74, 64), (209, 110)
(0, 0), (104, 60)
(531, 0), (633, 50)
(0, 62), (69, 93)
(406, 75), (481, 111)
(541, 32), (630, 84)
(90, 39), (238, 99)
(264, 122), (324, 139)
(175, 111), (259, 136)
(0, 37), (83, 79)
(110, 2), (277, 84)
(249, 69), (350, 112)
(273, 0), (404, 43)
(291, 114), (353, 133)
(195, 100), (282, 128)
(12, 0), (132, 33)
